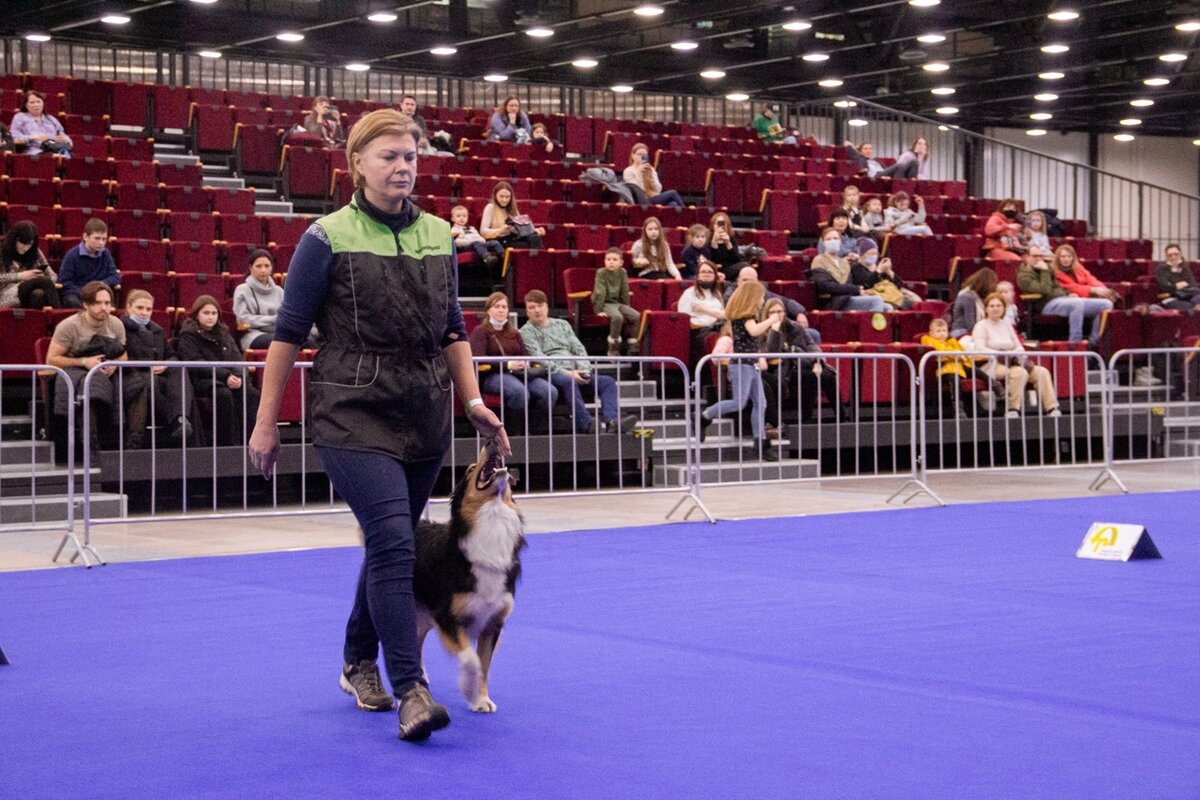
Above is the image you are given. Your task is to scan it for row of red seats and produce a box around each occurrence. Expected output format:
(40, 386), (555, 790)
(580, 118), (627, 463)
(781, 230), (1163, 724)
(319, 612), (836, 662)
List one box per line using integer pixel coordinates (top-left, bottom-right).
(22, 238), (295, 276)
(1, 178), (256, 215)
(3, 153), (202, 186)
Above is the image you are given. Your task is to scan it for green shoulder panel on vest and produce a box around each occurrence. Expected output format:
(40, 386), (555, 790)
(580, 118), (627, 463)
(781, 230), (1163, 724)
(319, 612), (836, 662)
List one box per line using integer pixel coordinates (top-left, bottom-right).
(316, 203), (452, 258)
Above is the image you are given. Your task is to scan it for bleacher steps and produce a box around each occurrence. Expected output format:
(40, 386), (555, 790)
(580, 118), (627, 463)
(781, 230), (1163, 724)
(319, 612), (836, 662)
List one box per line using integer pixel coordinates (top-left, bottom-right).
(1166, 440), (1200, 458)
(0, 440), (55, 467)
(202, 176), (247, 190)
(255, 201), (296, 215)
(155, 152), (201, 167)
(0, 492), (126, 525)
(654, 457), (819, 487)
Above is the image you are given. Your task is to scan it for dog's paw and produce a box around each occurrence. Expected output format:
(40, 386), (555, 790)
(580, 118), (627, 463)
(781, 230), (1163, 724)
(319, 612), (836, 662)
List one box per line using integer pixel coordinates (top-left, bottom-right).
(469, 696), (497, 713)
(457, 651), (483, 701)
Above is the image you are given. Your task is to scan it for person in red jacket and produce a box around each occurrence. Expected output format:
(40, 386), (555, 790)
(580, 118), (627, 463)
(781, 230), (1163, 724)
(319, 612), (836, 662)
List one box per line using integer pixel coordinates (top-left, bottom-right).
(1053, 243), (1119, 303)
(982, 199), (1026, 262)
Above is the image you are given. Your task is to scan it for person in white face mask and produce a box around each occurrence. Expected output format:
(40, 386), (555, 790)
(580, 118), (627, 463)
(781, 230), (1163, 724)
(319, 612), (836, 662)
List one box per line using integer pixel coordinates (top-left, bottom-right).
(809, 227), (889, 311)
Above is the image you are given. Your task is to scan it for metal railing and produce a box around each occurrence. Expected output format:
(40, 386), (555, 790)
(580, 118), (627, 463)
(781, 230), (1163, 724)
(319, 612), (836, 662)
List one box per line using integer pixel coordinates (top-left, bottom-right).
(1107, 348), (1200, 466)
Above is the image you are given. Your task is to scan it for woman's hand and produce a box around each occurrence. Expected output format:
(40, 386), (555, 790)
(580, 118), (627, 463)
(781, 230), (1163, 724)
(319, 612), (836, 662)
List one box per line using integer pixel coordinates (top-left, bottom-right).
(535, 226), (546, 236)
(248, 420), (281, 480)
(18, 269), (42, 280)
(468, 404), (511, 457)
(507, 360), (525, 372)
(226, 374), (243, 389)
(152, 365), (167, 375)
(633, 257), (650, 267)
(499, 224), (513, 237)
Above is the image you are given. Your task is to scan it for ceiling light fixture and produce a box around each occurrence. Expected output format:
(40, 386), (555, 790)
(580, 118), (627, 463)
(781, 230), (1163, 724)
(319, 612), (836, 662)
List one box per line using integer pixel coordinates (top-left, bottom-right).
(782, 20), (813, 32)
(24, 33), (52, 42)
(611, 84), (634, 93)
(847, 119), (868, 127)
(1047, 10), (1080, 22)
(101, 14), (131, 24)
(699, 69), (725, 79)
(573, 57), (599, 68)
(430, 46), (457, 56)
(833, 100), (858, 108)
(931, 86), (956, 95)
(1113, 133), (1135, 142)
(1041, 44), (1069, 54)
(633, 4), (664, 17)
(483, 73), (508, 82)
(1027, 129), (1048, 136)
(818, 78), (843, 88)
(802, 53), (830, 62)
(189, 0), (218, 4)
(1119, 118), (1142, 126)
(725, 92), (750, 102)
(367, 12), (397, 22)
(276, 32), (304, 42)
(1039, 71), (1065, 80)
(1193, 139), (1200, 146)
(1175, 21), (1200, 32)
(525, 27), (554, 38)
(936, 106), (959, 115)
(1129, 99), (1154, 108)
(671, 41), (698, 51)
(923, 62), (950, 72)
(1158, 52), (1187, 62)
(937, 125), (950, 131)
(909, 0), (940, 6)
(917, 33), (946, 44)
(346, 63), (370, 72)
(1030, 112), (1052, 121)
(1034, 93), (1058, 101)
(1143, 77), (1170, 86)
(197, 50), (222, 59)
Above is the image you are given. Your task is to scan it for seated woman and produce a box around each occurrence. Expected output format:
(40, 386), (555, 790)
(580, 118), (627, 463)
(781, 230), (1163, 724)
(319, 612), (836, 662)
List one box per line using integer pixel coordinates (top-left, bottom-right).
(850, 239), (920, 309)
(983, 199), (1027, 262)
(809, 226), (889, 312)
(677, 258), (725, 365)
(468, 292), (555, 421)
(10, 90), (72, 157)
(698, 281), (778, 461)
(622, 143), (684, 207)
(762, 297), (844, 425)
(949, 267), (997, 339)
(176, 294), (262, 446)
(843, 140), (928, 179)
(970, 293), (1061, 419)
(1, 220), (60, 308)
(1023, 210), (1051, 253)
(629, 216), (681, 279)
(883, 192), (933, 236)
(529, 122), (560, 156)
(233, 249), (305, 351)
(480, 181), (545, 250)
(302, 96), (345, 148)
(1156, 244), (1200, 312)
(888, 137), (930, 180)
(488, 96), (531, 143)
(708, 211), (753, 282)
(120, 289), (195, 448)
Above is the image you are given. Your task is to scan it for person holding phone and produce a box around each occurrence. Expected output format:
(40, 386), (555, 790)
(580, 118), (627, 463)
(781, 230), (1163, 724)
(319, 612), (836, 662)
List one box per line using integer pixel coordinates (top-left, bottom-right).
(622, 143), (683, 207)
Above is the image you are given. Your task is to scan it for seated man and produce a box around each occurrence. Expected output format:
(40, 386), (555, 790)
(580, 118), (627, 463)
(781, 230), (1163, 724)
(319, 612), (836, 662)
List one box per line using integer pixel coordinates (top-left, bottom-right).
(58, 217), (118, 308)
(519, 290), (638, 434)
(44, 281), (127, 449)
(1156, 243), (1200, 312)
(724, 265), (821, 344)
(120, 289), (194, 447)
(752, 105), (797, 145)
(1018, 246), (1111, 344)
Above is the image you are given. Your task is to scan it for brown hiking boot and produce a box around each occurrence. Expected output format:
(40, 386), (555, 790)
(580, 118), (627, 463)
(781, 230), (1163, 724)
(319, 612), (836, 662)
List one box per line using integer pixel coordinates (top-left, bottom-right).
(339, 660), (394, 712)
(397, 684), (451, 741)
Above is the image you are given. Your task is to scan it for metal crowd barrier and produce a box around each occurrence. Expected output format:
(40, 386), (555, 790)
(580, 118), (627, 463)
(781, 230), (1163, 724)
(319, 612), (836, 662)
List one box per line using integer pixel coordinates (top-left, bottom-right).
(692, 351), (941, 505)
(0, 364), (97, 566)
(1107, 347), (1200, 466)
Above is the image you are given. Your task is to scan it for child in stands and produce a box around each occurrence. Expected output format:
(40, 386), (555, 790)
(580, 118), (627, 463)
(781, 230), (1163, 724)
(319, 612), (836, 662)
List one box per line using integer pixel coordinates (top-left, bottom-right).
(592, 247), (641, 357)
(680, 224), (712, 280)
(58, 217), (118, 308)
(451, 205), (504, 268)
(920, 318), (974, 417)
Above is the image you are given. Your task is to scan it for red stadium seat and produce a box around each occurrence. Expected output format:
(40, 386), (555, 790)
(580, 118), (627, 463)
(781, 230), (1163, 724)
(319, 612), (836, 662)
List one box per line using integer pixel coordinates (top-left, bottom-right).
(190, 103), (237, 152)
(501, 249), (556, 307)
(0, 308), (51, 364)
(119, 271), (175, 307)
(111, 182), (162, 210)
(6, 205), (60, 238)
(280, 145), (329, 199)
(6, 154), (60, 181)
(112, 160), (158, 185)
(208, 187), (256, 216)
(157, 162), (204, 187)
(67, 79), (113, 117)
(62, 156), (114, 183)
(234, 124), (283, 176)
(59, 207), (107, 238)
(168, 211), (219, 243)
(163, 185), (211, 213)
(112, 238), (169, 273)
(637, 310), (691, 367)
(218, 213), (265, 246)
(263, 215), (313, 248)
(562, 266), (608, 332)
(5, 177), (58, 207)
(110, 82), (152, 128)
(175, 272), (231, 311)
(628, 279), (664, 312)
(57, 179), (111, 209)
(109, 208), (164, 240)
(108, 137), (155, 161)
(69, 134), (108, 160)
(169, 240), (221, 274)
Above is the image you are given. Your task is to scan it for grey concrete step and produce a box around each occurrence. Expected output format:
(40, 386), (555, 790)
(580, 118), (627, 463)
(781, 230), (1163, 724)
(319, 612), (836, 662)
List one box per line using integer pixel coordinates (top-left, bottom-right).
(0, 492), (126, 524)
(155, 152), (201, 166)
(0, 465), (101, 492)
(1166, 439), (1200, 457)
(654, 457), (820, 487)
(203, 176), (246, 190)
(0, 440), (54, 467)
(255, 201), (296, 215)
(1162, 416), (1200, 429)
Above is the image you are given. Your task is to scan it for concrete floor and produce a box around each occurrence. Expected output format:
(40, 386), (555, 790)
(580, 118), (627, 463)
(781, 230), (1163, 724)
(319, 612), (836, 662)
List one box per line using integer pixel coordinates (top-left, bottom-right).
(2, 461), (1197, 572)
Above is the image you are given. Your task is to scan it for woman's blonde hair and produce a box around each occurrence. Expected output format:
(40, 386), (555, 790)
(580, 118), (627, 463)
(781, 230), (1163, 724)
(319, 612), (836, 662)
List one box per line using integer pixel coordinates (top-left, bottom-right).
(489, 181), (518, 230)
(482, 291), (512, 331)
(1053, 243), (1079, 270)
(345, 109), (422, 189)
(724, 281), (766, 321)
(638, 216), (667, 272)
(762, 296), (786, 320)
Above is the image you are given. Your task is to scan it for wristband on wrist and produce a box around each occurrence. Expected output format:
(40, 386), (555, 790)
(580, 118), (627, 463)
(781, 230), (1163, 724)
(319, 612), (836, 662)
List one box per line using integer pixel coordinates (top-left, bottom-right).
(466, 397), (485, 410)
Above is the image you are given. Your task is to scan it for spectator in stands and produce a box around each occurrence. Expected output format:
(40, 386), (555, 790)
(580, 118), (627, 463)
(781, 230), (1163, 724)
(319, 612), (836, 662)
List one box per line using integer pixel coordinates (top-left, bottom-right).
(1, 220), (59, 308)
(451, 205), (504, 268)
(44, 281), (126, 449)
(0, 121), (14, 151)
(724, 265), (817, 339)
(851, 239), (919, 309)
(630, 216), (680, 279)
(698, 281), (778, 461)
(176, 294), (261, 446)
(58, 218), (118, 308)
(1023, 210), (1051, 253)
(679, 224), (711, 280)
(120, 289), (194, 448)
(970, 293), (1061, 418)
(983, 199), (1027, 262)
(811, 227), (889, 312)
(10, 90), (72, 157)
(469, 292), (555, 419)
(480, 181), (545, 250)
(861, 196), (888, 239)
(763, 296), (843, 425)
(623, 143), (684, 207)
(1156, 243), (1200, 312)
(592, 247), (641, 357)
(233, 249), (288, 351)
(844, 141), (884, 178)
(883, 192), (933, 236)
(520, 290), (638, 434)
(529, 122), (559, 156)
(488, 97), (531, 144)
(996, 281), (1019, 327)
(752, 105), (796, 145)
(840, 186), (870, 237)
(950, 266), (997, 339)
(303, 97), (345, 148)
(678, 259), (726, 364)
(890, 137), (930, 180)
(709, 211), (748, 281)
(920, 318), (973, 418)
(1053, 243), (1119, 308)
(828, 209), (861, 258)
(398, 95), (427, 140)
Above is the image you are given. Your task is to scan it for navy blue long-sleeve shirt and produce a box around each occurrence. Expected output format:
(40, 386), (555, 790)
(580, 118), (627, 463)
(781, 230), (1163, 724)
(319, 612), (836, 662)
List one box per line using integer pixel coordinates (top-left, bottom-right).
(58, 243), (119, 296)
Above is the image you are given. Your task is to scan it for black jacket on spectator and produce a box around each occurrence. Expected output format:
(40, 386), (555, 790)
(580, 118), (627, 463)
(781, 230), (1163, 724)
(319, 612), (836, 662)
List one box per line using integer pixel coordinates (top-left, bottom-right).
(175, 320), (243, 390)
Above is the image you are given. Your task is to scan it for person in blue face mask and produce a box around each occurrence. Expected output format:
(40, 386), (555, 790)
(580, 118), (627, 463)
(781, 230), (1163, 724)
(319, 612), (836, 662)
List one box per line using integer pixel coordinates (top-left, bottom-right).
(120, 289), (195, 448)
(809, 227), (889, 311)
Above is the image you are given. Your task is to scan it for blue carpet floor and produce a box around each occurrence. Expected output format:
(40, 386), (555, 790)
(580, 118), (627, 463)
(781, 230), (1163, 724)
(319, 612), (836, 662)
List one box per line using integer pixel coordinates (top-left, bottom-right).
(1, 492), (1198, 799)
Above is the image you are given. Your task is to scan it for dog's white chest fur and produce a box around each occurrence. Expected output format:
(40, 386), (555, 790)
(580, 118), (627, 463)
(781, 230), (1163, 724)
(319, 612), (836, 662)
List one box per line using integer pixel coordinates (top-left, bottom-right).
(460, 497), (523, 635)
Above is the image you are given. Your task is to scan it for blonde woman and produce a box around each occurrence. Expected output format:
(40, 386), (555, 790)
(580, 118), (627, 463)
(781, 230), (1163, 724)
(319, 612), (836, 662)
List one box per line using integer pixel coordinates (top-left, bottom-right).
(480, 181), (545, 250)
(622, 143), (683, 207)
(970, 293), (1061, 418)
(629, 216), (680, 279)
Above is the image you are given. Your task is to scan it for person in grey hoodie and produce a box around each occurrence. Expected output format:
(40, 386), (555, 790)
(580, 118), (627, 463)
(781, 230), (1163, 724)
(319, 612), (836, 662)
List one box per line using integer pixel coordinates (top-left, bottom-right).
(233, 249), (288, 350)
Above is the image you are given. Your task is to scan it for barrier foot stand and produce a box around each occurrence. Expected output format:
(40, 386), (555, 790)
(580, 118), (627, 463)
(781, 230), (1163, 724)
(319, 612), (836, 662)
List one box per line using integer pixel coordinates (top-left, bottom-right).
(0, 644), (9, 665)
(886, 479), (945, 507)
(666, 490), (716, 524)
(1088, 467), (1128, 494)
(52, 532), (105, 569)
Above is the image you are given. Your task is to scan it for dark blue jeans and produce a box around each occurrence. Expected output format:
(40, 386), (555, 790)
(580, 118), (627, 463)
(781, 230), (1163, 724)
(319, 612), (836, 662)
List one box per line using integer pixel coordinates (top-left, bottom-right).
(649, 190), (684, 207)
(547, 370), (621, 430)
(317, 446), (444, 697)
